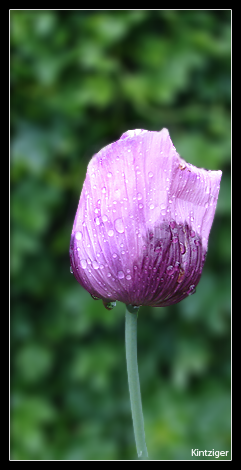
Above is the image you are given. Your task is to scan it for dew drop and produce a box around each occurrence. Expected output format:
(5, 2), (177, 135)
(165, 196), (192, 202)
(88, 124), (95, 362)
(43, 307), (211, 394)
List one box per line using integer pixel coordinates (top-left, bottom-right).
(149, 203), (155, 210)
(80, 259), (87, 269)
(95, 217), (101, 226)
(148, 171), (154, 178)
(117, 270), (125, 279)
(102, 187), (107, 193)
(92, 260), (99, 269)
(187, 285), (196, 296)
(102, 215), (108, 222)
(70, 266), (73, 274)
(108, 229), (114, 237)
(75, 231), (82, 240)
(137, 192), (143, 200)
(126, 274), (132, 280)
(166, 265), (175, 275)
(114, 218), (125, 233)
(139, 203), (143, 209)
(91, 294), (100, 300)
(179, 242), (186, 254)
(107, 172), (112, 178)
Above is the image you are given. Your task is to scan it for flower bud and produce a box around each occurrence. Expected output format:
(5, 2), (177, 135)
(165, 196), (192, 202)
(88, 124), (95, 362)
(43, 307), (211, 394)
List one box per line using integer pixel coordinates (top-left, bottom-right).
(70, 129), (221, 308)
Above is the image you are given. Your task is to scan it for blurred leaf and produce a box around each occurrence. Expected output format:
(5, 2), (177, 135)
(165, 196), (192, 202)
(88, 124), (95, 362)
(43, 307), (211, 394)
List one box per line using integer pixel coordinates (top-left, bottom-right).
(15, 344), (53, 384)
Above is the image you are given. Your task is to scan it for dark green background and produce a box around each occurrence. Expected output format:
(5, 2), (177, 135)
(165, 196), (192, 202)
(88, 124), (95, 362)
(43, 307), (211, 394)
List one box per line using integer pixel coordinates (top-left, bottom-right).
(11, 10), (231, 460)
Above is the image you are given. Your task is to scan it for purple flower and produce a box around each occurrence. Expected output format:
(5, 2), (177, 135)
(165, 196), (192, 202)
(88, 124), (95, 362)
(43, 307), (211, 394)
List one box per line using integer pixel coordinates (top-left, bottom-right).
(70, 129), (221, 308)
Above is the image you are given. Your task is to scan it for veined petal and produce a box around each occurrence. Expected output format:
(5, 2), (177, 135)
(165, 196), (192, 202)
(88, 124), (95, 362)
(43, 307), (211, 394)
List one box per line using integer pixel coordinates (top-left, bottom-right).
(70, 129), (222, 307)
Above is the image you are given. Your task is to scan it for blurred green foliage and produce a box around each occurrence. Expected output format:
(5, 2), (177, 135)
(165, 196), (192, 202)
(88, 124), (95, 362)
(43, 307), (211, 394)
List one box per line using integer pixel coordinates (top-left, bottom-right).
(11, 10), (231, 460)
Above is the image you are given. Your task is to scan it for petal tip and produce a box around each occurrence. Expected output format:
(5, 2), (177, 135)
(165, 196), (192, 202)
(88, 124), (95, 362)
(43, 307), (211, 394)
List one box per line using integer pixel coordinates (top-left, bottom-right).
(120, 129), (148, 140)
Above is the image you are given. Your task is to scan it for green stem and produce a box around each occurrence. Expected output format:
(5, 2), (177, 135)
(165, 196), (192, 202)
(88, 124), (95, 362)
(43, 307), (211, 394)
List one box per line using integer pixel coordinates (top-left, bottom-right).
(125, 304), (149, 460)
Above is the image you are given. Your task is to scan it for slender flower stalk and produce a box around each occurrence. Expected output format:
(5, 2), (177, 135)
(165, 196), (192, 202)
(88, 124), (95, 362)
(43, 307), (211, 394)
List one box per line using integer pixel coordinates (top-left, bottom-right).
(125, 304), (148, 460)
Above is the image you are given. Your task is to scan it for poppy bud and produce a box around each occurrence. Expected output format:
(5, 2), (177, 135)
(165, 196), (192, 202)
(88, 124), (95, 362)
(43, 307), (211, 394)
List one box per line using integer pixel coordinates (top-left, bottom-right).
(70, 129), (221, 308)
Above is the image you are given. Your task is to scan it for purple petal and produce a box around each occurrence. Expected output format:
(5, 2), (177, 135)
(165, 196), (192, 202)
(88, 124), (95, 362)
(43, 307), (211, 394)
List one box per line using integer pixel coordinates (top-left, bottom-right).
(70, 129), (222, 307)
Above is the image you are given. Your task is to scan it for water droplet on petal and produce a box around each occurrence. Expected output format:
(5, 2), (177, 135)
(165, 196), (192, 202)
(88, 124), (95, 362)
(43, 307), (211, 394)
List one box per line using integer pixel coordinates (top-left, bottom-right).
(102, 187), (107, 193)
(137, 193), (142, 200)
(139, 203), (143, 209)
(105, 301), (116, 309)
(92, 260), (99, 269)
(80, 259), (87, 269)
(148, 171), (153, 178)
(187, 285), (196, 296)
(160, 203), (166, 216)
(108, 229), (114, 237)
(75, 231), (82, 240)
(114, 218), (125, 233)
(126, 274), (132, 280)
(107, 172), (112, 178)
(117, 270), (125, 279)
(102, 215), (108, 222)
(166, 265), (175, 275)
(113, 253), (117, 259)
(179, 242), (186, 254)
(149, 203), (154, 210)
(70, 266), (73, 274)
